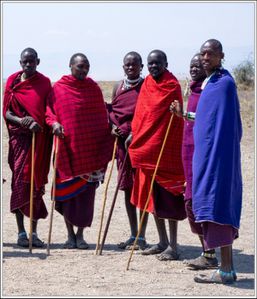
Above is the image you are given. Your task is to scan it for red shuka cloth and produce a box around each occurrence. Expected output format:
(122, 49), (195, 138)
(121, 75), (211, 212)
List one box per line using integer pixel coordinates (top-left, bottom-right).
(46, 75), (114, 180)
(129, 70), (185, 212)
(3, 71), (53, 189)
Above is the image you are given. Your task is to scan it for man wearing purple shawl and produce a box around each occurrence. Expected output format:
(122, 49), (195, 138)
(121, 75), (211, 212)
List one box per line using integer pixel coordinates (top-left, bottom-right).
(170, 53), (218, 270)
(192, 39), (242, 284)
(106, 51), (149, 250)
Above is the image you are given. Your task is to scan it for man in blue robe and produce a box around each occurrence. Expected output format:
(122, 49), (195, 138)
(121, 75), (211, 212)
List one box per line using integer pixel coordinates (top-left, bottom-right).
(192, 39), (242, 284)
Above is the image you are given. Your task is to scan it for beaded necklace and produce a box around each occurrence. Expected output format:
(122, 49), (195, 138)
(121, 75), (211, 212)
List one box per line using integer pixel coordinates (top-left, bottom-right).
(122, 76), (143, 90)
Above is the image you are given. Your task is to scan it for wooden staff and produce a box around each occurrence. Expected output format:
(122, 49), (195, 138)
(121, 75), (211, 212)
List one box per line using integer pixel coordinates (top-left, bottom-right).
(47, 137), (59, 256)
(29, 132), (36, 253)
(99, 150), (129, 255)
(95, 137), (118, 255)
(126, 113), (174, 270)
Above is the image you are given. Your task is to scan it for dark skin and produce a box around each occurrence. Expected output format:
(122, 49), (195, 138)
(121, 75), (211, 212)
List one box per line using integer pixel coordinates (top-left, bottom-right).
(147, 51), (167, 81)
(5, 50), (42, 238)
(52, 54), (91, 248)
(112, 53), (148, 246)
(141, 51), (179, 260)
(200, 41), (224, 76)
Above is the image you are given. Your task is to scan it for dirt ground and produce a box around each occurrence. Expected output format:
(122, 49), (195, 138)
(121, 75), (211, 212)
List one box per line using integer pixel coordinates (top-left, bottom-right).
(1, 84), (255, 298)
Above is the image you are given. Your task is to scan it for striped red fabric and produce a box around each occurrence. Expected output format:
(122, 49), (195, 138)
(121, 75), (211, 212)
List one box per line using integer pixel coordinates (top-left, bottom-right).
(46, 75), (114, 180)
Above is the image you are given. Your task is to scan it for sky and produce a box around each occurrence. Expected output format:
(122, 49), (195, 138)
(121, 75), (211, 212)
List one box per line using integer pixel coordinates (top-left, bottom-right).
(1, 1), (255, 81)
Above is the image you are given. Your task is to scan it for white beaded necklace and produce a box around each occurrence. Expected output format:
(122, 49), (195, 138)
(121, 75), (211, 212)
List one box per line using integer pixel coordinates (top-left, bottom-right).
(123, 76), (143, 90)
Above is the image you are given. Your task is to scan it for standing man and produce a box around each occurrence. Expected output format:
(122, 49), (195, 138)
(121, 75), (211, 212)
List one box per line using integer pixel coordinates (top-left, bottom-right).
(46, 53), (113, 249)
(3, 48), (52, 247)
(170, 53), (218, 270)
(107, 51), (149, 251)
(128, 50), (186, 261)
(192, 39), (242, 284)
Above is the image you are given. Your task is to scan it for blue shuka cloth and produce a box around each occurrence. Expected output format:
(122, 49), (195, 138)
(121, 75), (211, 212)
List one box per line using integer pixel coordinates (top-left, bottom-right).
(192, 69), (243, 228)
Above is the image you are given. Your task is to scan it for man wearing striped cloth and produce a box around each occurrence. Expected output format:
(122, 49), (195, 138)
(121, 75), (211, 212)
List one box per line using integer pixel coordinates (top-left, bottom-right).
(46, 53), (113, 249)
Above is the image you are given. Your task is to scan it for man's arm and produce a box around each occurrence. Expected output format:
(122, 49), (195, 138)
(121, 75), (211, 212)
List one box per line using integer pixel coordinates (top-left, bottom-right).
(5, 110), (42, 132)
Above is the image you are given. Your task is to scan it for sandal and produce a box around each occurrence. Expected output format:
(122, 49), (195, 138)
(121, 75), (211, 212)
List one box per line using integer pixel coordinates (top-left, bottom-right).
(17, 232), (29, 248)
(141, 244), (166, 255)
(125, 237), (149, 251)
(32, 233), (44, 248)
(63, 239), (77, 249)
(76, 238), (89, 250)
(156, 250), (180, 261)
(194, 269), (235, 284)
(136, 237), (149, 250)
(117, 236), (136, 250)
(185, 255), (218, 270)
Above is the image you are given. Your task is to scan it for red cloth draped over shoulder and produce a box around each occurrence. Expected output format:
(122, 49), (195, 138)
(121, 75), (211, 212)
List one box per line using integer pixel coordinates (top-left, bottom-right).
(129, 70), (185, 211)
(45, 75), (114, 180)
(3, 71), (53, 189)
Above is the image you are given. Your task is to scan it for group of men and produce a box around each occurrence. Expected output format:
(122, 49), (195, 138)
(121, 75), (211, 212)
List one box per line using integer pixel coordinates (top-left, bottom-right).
(3, 38), (243, 285)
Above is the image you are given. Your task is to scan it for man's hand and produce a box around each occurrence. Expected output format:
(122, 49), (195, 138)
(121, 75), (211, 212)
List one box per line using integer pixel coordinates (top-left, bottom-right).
(111, 124), (123, 138)
(29, 121), (43, 133)
(52, 122), (65, 138)
(21, 116), (35, 128)
(169, 100), (183, 118)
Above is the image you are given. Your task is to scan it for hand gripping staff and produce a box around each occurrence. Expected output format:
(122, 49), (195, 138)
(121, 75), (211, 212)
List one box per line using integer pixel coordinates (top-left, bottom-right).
(95, 137), (118, 255)
(29, 132), (36, 253)
(126, 113), (174, 270)
(98, 149), (129, 255)
(47, 136), (59, 256)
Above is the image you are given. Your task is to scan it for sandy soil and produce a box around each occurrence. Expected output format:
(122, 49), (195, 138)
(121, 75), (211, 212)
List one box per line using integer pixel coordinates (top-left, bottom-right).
(1, 84), (255, 297)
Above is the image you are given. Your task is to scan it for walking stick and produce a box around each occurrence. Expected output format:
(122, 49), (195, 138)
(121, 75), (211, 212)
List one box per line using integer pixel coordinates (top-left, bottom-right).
(95, 137), (118, 255)
(47, 136), (59, 255)
(99, 150), (129, 255)
(126, 113), (174, 270)
(29, 132), (36, 253)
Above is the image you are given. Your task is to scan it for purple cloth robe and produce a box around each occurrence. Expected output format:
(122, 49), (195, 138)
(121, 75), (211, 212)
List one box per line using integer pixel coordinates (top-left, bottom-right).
(182, 80), (203, 200)
(192, 69), (243, 229)
(55, 182), (97, 228)
(107, 80), (143, 190)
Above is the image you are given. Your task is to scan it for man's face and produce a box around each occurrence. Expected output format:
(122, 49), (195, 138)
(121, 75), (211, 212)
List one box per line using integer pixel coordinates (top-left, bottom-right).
(147, 52), (167, 79)
(200, 42), (223, 75)
(70, 56), (90, 80)
(123, 55), (142, 80)
(20, 52), (39, 78)
(190, 56), (206, 82)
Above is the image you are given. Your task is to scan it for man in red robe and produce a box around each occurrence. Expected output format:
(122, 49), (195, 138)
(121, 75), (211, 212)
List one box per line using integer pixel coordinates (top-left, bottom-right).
(46, 53), (113, 249)
(128, 50), (186, 260)
(3, 48), (53, 247)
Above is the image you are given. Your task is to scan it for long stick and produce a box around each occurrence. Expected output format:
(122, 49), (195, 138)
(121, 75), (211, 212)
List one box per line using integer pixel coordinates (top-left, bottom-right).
(95, 137), (118, 255)
(126, 113), (174, 270)
(99, 150), (129, 255)
(29, 132), (36, 253)
(47, 137), (59, 256)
